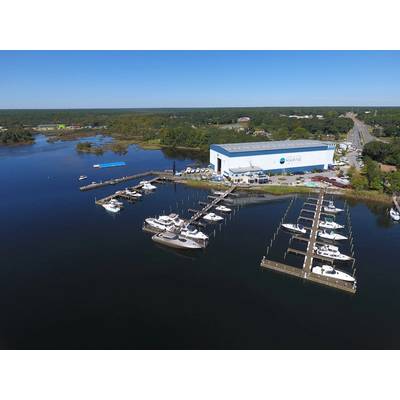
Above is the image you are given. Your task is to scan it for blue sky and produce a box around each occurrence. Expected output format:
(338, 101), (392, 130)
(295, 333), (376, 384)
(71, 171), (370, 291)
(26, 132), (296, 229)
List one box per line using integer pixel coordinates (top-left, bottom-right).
(0, 51), (399, 108)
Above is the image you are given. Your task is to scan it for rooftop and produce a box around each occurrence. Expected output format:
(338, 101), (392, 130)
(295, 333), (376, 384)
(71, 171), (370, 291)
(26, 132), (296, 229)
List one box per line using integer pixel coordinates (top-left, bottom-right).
(212, 140), (335, 153)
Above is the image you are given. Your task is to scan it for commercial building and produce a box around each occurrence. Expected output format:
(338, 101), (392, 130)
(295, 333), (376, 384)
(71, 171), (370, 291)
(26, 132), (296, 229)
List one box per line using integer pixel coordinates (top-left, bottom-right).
(209, 140), (336, 179)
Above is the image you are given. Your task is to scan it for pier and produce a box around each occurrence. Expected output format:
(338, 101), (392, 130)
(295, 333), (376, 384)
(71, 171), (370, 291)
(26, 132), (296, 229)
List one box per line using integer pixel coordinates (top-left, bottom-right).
(95, 177), (161, 205)
(188, 186), (236, 224)
(260, 189), (357, 294)
(80, 170), (175, 191)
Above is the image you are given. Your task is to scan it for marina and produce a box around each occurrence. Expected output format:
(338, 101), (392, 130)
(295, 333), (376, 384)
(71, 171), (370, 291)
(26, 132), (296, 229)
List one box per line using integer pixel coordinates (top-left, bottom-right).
(260, 189), (357, 293)
(2, 135), (400, 350)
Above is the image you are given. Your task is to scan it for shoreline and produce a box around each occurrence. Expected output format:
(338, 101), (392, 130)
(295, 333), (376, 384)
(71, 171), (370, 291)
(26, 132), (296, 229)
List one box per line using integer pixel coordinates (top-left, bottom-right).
(179, 179), (392, 205)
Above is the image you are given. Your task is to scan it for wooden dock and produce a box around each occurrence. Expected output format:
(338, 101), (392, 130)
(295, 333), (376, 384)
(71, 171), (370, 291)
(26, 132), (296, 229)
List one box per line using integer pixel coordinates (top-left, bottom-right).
(188, 186), (236, 224)
(80, 170), (175, 191)
(261, 189), (356, 294)
(95, 177), (160, 205)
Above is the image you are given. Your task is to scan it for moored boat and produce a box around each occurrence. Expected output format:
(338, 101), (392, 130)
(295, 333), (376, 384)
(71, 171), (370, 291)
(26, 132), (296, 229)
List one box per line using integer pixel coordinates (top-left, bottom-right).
(145, 214), (186, 231)
(203, 212), (223, 222)
(152, 232), (202, 250)
(125, 189), (142, 198)
(389, 208), (400, 221)
(319, 218), (344, 230)
(323, 200), (344, 214)
(215, 205), (231, 212)
(318, 230), (348, 241)
(179, 225), (209, 241)
(140, 180), (157, 190)
(102, 202), (120, 213)
(282, 223), (307, 235)
(312, 265), (355, 282)
(314, 244), (352, 261)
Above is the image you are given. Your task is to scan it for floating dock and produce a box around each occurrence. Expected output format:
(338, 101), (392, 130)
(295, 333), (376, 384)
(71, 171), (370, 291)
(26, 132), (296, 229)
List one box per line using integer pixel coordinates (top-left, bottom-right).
(95, 177), (160, 206)
(80, 170), (175, 191)
(93, 161), (127, 169)
(260, 189), (357, 294)
(188, 186), (236, 224)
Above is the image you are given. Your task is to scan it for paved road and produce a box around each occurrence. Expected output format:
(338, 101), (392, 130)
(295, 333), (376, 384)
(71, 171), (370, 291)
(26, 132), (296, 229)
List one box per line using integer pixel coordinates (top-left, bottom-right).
(346, 112), (377, 169)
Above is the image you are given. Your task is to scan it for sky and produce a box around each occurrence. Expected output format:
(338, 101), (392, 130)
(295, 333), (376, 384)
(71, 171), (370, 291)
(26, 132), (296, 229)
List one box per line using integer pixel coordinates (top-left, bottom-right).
(0, 51), (399, 109)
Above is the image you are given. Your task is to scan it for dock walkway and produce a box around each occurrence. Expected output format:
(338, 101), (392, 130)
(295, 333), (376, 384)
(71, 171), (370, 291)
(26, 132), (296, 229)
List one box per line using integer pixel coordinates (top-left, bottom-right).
(188, 186), (236, 224)
(80, 170), (174, 191)
(95, 177), (160, 205)
(260, 189), (356, 294)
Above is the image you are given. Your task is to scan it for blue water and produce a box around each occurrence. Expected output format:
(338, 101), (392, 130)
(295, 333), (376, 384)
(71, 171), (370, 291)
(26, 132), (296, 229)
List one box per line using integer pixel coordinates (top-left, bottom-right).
(1, 135), (400, 349)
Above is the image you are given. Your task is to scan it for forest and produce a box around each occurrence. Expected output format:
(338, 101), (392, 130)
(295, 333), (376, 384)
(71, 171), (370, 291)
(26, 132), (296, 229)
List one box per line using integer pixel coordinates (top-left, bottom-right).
(356, 108), (400, 137)
(0, 107), (353, 148)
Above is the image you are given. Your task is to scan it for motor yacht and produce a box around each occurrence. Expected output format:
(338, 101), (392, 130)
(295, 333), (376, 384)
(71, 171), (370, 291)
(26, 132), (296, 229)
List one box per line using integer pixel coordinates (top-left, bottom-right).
(319, 219), (344, 230)
(323, 200), (344, 214)
(179, 225), (209, 241)
(109, 198), (123, 207)
(314, 244), (352, 261)
(203, 212), (223, 222)
(102, 202), (120, 213)
(389, 208), (400, 221)
(152, 232), (202, 250)
(312, 265), (355, 282)
(125, 189), (142, 198)
(318, 230), (348, 241)
(145, 214), (186, 231)
(215, 205), (231, 212)
(140, 180), (157, 190)
(282, 223), (307, 235)
(78, 175), (87, 181)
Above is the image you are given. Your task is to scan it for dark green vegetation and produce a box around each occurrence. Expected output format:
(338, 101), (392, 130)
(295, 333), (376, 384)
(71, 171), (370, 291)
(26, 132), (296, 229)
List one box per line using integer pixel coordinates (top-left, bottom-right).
(349, 160), (400, 195)
(356, 107), (400, 137)
(362, 140), (400, 167)
(0, 107), (353, 149)
(0, 125), (34, 144)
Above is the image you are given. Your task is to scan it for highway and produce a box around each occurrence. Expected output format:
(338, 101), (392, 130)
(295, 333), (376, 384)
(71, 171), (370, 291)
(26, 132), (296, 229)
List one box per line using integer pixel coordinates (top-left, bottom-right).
(346, 112), (377, 169)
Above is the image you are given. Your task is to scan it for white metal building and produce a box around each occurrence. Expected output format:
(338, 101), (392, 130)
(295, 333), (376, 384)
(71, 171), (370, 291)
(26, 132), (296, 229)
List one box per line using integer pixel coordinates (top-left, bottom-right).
(209, 140), (336, 177)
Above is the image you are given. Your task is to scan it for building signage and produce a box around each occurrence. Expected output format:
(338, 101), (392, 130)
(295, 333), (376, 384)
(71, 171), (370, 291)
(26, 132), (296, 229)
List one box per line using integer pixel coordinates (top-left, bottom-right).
(279, 155), (301, 164)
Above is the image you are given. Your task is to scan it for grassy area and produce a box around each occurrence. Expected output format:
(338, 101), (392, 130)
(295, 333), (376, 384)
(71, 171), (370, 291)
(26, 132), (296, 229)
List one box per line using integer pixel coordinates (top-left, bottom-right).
(181, 179), (393, 204)
(337, 189), (392, 204)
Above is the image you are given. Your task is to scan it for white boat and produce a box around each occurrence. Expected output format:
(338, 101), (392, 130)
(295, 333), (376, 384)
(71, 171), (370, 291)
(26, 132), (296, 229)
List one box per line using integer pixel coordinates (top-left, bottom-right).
(109, 198), (123, 207)
(180, 225), (209, 241)
(125, 189), (142, 198)
(314, 244), (352, 261)
(78, 175), (87, 181)
(152, 232), (202, 250)
(323, 201), (344, 214)
(102, 202), (120, 213)
(215, 205), (232, 212)
(319, 219), (344, 230)
(203, 212), (223, 222)
(282, 223), (307, 235)
(389, 208), (400, 221)
(212, 190), (225, 196)
(145, 214), (186, 231)
(312, 265), (355, 282)
(140, 180), (157, 190)
(318, 230), (348, 241)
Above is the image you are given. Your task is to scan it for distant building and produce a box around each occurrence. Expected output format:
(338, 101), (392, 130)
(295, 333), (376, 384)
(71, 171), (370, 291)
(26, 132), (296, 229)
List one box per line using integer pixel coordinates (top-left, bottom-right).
(35, 124), (59, 131)
(210, 140), (335, 176)
(237, 116), (251, 123)
(288, 115), (313, 119)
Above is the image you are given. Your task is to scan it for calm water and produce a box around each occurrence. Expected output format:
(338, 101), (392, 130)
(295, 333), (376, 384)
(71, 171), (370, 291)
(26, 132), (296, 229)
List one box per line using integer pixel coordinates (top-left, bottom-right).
(1, 135), (399, 349)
